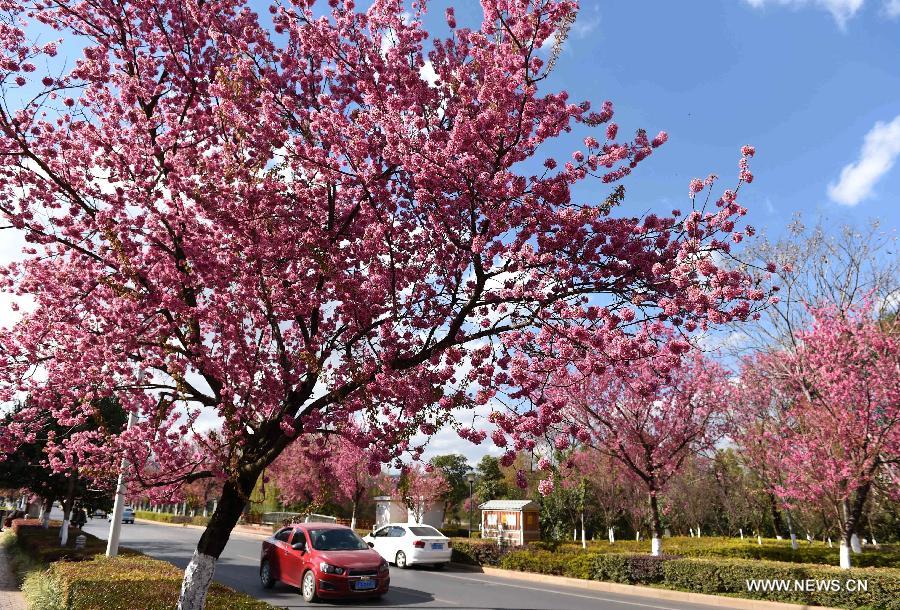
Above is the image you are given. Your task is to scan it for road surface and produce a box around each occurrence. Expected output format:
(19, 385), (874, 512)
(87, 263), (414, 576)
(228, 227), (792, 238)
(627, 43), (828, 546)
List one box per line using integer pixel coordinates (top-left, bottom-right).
(52, 510), (741, 609)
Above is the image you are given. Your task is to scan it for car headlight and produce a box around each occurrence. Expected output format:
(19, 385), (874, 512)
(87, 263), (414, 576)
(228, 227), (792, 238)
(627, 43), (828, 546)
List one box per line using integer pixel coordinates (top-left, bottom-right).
(319, 562), (345, 575)
(378, 559), (389, 572)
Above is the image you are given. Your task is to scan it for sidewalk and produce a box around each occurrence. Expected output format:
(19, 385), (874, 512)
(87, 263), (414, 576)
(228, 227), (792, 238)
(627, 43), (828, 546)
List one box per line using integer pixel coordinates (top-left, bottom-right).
(0, 537), (26, 610)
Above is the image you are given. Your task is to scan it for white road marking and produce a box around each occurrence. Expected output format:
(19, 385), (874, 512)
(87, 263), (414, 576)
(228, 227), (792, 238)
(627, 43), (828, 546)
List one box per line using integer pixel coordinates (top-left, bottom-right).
(436, 572), (698, 610)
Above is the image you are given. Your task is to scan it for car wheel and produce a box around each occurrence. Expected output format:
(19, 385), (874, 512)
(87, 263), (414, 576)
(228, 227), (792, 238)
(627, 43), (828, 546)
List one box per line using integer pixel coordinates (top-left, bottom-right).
(259, 560), (276, 589)
(395, 551), (408, 569)
(301, 569), (318, 603)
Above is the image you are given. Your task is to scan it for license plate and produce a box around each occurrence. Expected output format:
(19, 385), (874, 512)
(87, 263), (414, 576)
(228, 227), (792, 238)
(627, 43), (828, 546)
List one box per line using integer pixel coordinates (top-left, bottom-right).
(354, 578), (376, 590)
(431, 543), (444, 550)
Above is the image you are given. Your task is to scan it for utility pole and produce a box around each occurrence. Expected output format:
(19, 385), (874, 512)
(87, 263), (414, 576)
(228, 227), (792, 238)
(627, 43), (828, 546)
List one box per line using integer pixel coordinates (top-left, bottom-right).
(106, 368), (143, 558)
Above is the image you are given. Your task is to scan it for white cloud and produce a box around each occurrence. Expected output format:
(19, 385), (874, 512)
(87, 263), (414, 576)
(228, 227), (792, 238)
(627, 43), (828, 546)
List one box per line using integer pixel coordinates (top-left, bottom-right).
(828, 115), (900, 206)
(885, 0), (900, 16)
(744, 0), (864, 26)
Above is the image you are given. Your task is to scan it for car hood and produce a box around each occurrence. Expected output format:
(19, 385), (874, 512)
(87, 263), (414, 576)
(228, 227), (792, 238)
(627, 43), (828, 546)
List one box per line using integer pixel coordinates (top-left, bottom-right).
(316, 549), (383, 569)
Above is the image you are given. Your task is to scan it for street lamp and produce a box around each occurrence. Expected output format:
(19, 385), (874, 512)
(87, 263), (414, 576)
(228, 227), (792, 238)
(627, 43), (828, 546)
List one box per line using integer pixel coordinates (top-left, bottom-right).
(106, 367), (143, 558)
(465, 470), (476, 538)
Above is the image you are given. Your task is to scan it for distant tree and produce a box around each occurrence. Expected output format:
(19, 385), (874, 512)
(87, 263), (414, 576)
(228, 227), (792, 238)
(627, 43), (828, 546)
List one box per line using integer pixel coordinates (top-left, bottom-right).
(734, 305), (900, 569)
(0, 396), (125, 544)
(396, 464), (451, 524)
(475, 455), (509, 505)
(428, 454), (471, 524)
(269, 433), (379, 528)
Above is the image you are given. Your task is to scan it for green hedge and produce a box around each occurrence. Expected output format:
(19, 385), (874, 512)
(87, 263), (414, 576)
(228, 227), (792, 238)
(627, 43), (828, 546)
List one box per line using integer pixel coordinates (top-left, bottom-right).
(7, 523), (275, 610)
(449, 539), (900, 609)
(134, 510), (209, 527)
(662, 557), (900, 610)
(48, 555), (271, 610)
(553, 537), (900, 569)
(450, 539), (508, 566)
(10, 520), (118, 563)
(500, 549), (596, 579)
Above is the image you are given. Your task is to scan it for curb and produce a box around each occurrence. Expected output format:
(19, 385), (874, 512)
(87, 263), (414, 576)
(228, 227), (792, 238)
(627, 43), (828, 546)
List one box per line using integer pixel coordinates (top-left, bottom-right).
(448, 563), (832, 610)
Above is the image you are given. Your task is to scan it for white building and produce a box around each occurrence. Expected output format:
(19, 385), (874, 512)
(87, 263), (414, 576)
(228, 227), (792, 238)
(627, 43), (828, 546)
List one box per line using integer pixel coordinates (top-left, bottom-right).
(374, 496), (444, 528)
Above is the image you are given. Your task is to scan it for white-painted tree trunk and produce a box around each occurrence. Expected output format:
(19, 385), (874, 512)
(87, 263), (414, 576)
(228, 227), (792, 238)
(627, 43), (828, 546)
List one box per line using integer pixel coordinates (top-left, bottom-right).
(177, 551), (217, 610)
(573, 528), (577, 542)
(757, 534), (763, 545)
(635, 531), (640, 542)
(689, 528), (694, 538)
(608, 527), (615, 544)
(806, 533), (813, 545)
(828, 537), (832, 548)
(739, 528), (743, 540)
(840, 541), (851, 569)
(851, 533), (861, 553)
(776, 535), (783, 540)
(651, 536), (661, 556)
(581, 513), (586, 549)
(871, 536), (878, 547)
(790, 533), (798, 550)
(60, 519), (70, 546)
(696, 525), (701, 537)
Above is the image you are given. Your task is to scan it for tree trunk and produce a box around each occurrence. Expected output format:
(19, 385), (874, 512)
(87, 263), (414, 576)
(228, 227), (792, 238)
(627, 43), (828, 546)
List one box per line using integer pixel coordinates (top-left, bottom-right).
(176, 472), (259, 610)
(608, 526), (614, 544)
(580, 511), (586, 549)
(350, 501), (357, 530)
(839, 483), (870, 570)
(767, 491), (785, 538)
(60, 470), (77, 546)
(786, 511), (798, 550)
(649, 491), (662, 556)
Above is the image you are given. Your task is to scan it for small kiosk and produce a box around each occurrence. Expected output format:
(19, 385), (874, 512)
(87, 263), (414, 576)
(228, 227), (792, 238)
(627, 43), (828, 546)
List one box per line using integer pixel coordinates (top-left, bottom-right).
(479, 499), (540, 546)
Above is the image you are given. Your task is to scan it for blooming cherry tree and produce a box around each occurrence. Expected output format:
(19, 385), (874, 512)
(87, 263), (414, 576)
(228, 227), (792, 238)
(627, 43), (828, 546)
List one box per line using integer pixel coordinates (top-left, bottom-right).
(734, 307), (900, 568)
(270, 433), (377, 528)
(0, 0), (767, 605)
(519, 350), (731, 556)
(395, 463), (451, 524)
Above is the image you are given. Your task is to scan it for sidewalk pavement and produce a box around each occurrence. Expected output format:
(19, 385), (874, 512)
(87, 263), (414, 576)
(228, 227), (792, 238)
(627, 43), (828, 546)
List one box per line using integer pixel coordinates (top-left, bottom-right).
(0, 537), (26, 610)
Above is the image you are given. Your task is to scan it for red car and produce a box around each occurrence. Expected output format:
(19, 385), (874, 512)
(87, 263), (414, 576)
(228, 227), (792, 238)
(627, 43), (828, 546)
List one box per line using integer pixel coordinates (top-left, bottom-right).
(260, 522), (390, 602)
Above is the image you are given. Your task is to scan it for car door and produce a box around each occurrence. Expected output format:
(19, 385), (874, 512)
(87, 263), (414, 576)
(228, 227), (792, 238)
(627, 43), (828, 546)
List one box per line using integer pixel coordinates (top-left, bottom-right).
(281, 527), (310, 588)
(370, 526), (393, 561)
(268, 527), (293, 581)
(388, 525), (408, 561)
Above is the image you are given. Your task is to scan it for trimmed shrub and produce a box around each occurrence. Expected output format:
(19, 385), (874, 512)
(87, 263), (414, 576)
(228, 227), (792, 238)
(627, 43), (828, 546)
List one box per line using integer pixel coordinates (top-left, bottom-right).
(134, 511), (209, 526)
(49, 555), (273, 610)
(11, 521), (112, 563)
(450, 539), (508, 566)
(500, 549), (595, 579)
(662, 557), (900, 610)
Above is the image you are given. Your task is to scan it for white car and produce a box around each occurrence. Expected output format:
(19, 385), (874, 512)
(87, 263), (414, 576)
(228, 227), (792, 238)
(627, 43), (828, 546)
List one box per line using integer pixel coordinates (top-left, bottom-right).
(363, 524), (452, 568)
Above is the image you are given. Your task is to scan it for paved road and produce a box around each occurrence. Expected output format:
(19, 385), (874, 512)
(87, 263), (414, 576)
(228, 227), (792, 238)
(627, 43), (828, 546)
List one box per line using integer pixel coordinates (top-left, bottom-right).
(55, 511), (739, 610)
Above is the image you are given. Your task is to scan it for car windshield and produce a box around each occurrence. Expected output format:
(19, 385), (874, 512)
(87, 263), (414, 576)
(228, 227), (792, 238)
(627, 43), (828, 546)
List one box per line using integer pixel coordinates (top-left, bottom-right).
(307, 528), (369, 551)
(409, 526), (443, 537)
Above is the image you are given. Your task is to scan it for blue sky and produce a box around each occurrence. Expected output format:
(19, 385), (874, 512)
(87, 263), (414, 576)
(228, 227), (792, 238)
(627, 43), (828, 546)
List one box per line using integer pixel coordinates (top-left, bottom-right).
(439, 0), (900, 242)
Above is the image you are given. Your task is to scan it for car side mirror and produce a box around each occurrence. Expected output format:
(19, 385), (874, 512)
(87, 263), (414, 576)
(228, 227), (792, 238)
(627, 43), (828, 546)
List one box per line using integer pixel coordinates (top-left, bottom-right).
(292, 542), (306, 552)
(367, 541), (374, 548)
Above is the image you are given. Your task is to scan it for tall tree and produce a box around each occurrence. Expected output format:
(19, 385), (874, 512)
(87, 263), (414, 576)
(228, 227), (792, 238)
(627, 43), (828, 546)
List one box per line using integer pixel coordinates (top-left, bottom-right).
(735, 306), (900, 568)
(428, 454), (471, 524)
(0, 0), (765, 605)
(513, 350), (731, 556)
(475, 455), (509, 504)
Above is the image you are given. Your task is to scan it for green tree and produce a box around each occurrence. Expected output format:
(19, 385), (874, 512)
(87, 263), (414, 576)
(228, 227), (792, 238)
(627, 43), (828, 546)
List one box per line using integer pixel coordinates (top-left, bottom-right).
(475, 455), (509, 504)
(429, 454), (471, 524)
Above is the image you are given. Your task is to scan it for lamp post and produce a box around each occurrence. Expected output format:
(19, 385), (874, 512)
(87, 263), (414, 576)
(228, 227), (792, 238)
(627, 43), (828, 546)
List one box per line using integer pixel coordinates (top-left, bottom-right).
(106, 368), (143, 558)
(465, 470), (476, 538)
